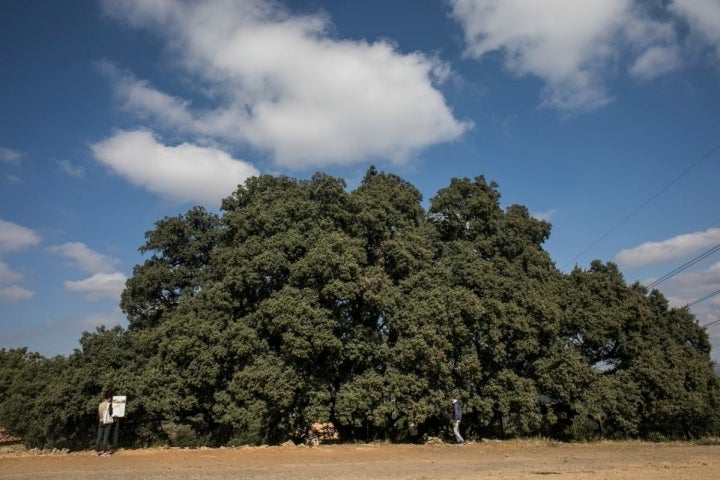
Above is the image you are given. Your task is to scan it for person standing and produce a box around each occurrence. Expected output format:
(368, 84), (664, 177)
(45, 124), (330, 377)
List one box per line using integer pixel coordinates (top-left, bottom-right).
(95, 394), (113, 456)
(111, 415), (120, 451)
(109, 395), (127, 451)
(452, 398), (464, 445)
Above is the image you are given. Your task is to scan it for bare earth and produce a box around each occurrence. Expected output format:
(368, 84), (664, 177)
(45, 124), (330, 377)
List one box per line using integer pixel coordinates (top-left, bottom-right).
(1, 440), (719, 480)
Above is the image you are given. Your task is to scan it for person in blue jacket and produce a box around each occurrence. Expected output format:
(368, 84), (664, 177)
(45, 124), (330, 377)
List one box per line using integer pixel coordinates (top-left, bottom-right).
(452, 398), (464, 445)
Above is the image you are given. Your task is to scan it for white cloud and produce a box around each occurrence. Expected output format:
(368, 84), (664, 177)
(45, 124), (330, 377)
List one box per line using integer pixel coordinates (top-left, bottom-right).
(0, 307), (128, 356)
(671, 0), (720, 59)
(48, 243), (129, 302)
(450, 0), (629, 111)
(74, 307), (127, 330)
(662, 261), (720, 306)
(652, 261), (720, 363)
(4, 174), (22, 185)
(96, 60), (198, 130)
(0, 219), (41, 253)
(0, 264), (34, 302)
(630, 45), (683, 80)
(0, 221), (39, 303)
(100, 0), (470, 168)
(531, 208), (557, 222)
(0, 147), (23, 165)
(0, 261), (23, 285)
(0, 285), (35, 302)
(91, 129), (260, 205)
(616, 228), (720, 268)
(65, 272), (128, 301)
(449, 0), (690, 112)
(57, 160), (85, 178)
(48, 242), (120, 274)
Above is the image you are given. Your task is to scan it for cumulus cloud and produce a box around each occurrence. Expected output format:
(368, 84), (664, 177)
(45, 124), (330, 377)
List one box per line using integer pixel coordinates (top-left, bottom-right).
(0, 219), (41, 253)
(48, 242), (128, 301)
(630, 45), (684, 80)
(647, 260), (720, 361)
(0, 256), (30, 303)
(96, 60), (198, 130)
(0, 261), (23, 285)
(64, 272), (128, 301)
(99, 0), (470, 168)
(57, 160), (85, 178)
(658, 261), (720, 334)
(0, 263), (35, 303)
(0, 147), (24, 165)
(91, 129), (260, 205)
(450, 0), (630, 111)
(449, 0), (713, 112)
(4, 174), (22, 185)
(73, 307), (127, 330)
(616, 228), (720, 268)
(0, 220), (39, 303)
(662, 260), (720, 301)
(531, 208), (557, 222)
(671, 0), (720, 59)
(48, 242), (120, 274)
(0, 285), (35, 302)
(0, 307), (128, 356)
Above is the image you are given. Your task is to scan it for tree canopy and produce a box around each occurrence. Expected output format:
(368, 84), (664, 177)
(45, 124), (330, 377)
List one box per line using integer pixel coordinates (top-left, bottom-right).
(2, 168), (718, 449)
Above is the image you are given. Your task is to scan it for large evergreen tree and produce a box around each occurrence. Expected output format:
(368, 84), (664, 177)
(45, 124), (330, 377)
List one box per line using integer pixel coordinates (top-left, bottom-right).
(2, 168), (717, 449)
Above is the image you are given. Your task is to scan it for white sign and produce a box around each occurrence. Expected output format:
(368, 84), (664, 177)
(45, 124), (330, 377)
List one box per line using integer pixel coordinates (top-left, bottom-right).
(112, 396), (127, 418)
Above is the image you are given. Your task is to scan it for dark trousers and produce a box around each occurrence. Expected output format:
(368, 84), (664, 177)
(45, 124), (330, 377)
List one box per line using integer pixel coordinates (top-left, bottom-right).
(112, 419), (120, 449)
(95, 422), (112, 452)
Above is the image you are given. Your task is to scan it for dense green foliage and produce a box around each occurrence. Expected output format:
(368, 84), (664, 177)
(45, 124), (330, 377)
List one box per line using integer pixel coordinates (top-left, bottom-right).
(2, 168), (718, 449)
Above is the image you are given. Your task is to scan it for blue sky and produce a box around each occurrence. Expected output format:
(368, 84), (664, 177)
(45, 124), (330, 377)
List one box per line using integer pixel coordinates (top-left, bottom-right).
(1, 0), (719, 364)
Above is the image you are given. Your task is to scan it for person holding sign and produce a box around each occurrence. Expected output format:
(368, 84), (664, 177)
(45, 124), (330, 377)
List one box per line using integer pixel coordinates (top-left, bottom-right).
(111, 396), (126, 450)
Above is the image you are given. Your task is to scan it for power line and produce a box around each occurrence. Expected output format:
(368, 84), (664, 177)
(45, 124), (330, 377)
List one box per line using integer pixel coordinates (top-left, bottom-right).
(624, 218), (720, 281)
(701, 317), (720, 329)
(562, 142), (720, 270)
(687, 288), (720, 308)
(644, 243), (720, 290)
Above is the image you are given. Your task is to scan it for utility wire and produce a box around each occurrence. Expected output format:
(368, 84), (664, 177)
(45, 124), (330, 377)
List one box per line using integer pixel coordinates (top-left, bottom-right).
(687, 288), (720, 308)
(701, 317), (720, 329)
(624, 218), (720, 281)
(644, 243), (720, 289)
(562, 142), (720, 270)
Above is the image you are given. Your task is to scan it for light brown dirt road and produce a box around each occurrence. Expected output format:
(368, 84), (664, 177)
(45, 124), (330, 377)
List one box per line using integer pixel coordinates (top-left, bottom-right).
(1, 441), (719, 480)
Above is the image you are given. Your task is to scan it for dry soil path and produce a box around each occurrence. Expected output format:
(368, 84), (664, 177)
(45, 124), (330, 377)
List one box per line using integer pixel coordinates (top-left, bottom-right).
(1, 441), (719, 479)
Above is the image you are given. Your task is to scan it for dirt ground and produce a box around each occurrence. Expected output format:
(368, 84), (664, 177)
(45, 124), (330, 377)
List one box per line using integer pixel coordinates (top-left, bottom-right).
(1, 440), (718, 480)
